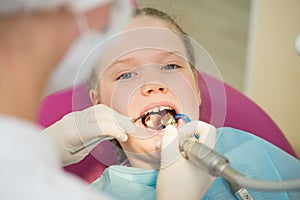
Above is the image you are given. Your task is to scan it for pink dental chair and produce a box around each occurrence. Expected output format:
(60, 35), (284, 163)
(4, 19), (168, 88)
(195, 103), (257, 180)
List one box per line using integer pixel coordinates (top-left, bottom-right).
(37, 72), (297, 183)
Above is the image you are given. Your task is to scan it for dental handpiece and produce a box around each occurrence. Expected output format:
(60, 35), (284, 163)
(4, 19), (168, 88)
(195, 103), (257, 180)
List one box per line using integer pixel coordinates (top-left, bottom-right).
(179, 136), (300, 192)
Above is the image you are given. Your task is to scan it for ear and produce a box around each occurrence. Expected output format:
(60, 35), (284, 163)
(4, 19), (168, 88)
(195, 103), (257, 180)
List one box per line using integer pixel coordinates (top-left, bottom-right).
(89, 89), (100, 105)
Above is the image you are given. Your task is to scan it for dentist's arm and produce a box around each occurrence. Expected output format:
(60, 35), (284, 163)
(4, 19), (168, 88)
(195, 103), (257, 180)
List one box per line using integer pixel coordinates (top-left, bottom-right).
(41, 104), (135, 166)
(156, 121), (216, 200)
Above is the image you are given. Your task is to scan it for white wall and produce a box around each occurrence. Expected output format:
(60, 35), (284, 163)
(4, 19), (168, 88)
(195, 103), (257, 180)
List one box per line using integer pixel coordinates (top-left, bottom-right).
(245, 0), (300, 157)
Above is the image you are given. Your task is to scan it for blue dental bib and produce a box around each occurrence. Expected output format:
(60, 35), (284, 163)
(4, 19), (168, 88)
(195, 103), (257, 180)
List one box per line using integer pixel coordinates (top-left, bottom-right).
(91, 127), (300, 200)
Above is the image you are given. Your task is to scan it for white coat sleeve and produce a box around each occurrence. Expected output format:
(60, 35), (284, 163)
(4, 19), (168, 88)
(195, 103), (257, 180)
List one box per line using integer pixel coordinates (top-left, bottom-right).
(0, 116), (114, 200)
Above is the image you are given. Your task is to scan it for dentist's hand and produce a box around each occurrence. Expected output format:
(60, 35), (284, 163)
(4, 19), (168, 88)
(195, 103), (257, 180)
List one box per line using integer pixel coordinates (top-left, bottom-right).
(41, 104), (135, 166)
(156, 121), (216, 200)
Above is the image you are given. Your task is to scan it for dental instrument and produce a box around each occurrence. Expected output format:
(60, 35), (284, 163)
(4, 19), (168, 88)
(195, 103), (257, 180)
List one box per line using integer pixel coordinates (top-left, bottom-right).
(179, 133), (300, 194)
(69, 135), (113, 155)
(70, 112), (190, 155)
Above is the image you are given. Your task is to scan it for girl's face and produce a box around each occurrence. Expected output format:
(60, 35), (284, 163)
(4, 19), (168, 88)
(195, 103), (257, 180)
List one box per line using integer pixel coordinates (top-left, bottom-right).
(91, 16), (200, 168)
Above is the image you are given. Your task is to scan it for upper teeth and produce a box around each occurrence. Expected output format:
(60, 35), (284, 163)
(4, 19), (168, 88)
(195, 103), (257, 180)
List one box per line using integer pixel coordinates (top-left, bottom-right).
(144, 106), (173, 115)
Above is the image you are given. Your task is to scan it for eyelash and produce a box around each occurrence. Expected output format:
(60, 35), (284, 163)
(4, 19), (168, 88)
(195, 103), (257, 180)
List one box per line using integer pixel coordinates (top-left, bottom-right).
(117, 72), (137, 80)
(161, 64), (181, 70)
(116, 64), (182, 80)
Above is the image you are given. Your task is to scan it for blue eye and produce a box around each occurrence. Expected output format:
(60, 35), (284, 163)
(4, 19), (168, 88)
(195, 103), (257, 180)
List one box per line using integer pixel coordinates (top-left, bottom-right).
(117, 72), (136, 80)
(161, 64), (180, 70)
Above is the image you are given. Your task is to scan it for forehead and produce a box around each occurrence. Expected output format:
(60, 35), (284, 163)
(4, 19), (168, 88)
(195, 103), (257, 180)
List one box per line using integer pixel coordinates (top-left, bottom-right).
(109, 49), (188, 69)
(126, 16), (176, 30)
(96, 17), (187, 75)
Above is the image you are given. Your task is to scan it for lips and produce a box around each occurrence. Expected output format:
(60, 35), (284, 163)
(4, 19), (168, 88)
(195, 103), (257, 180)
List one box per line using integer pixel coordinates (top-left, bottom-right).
(138, 102), (178, 118)
(142, 105), (175, 117)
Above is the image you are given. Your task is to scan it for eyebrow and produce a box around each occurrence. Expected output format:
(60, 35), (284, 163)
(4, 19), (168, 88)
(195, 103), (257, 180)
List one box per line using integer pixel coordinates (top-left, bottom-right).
(109, 57), (135, 69)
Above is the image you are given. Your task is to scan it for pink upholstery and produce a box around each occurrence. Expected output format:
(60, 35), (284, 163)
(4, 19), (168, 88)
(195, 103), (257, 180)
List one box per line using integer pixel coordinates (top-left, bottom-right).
(37, 73), (297, 183)
(197, 72), (297, 158)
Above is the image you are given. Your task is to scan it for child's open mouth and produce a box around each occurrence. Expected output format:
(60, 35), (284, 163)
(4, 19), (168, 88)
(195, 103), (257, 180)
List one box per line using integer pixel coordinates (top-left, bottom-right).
(133, 106), (177, 131)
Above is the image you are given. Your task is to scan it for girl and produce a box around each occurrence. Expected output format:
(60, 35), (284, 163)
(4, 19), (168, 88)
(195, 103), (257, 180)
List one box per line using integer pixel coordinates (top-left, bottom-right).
(86, 8), (300, 200)
(45, 7), (300, 200)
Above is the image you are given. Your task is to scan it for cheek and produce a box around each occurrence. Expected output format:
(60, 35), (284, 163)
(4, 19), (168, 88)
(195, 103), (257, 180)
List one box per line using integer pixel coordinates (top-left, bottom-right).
(111, 85), (135, 116)
(99, 86), (112, 105)
(192, 76), (201, 105)
(165, 71), (200, 120)
(98, 77), (112, 105)
(108, 78), (146, 117)
(99, 79), (133, 116)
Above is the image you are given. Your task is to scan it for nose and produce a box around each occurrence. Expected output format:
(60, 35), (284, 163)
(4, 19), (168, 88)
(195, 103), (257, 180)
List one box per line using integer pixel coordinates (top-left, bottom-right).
(141, 83), (168, 96)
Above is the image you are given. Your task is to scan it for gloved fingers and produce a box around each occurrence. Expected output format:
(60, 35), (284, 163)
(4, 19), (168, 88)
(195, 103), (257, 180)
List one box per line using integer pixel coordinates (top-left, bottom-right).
(179, 120), (216, 148)
(75, 104), (135, 143)
(160, 125), (182, 169)
(86, 120), (128, 142)
(47, 113), (80, 148)
(157, 124), (216, 200)
(93, 104), (135, 133)
(179, 120), (213, 137)
(91, 104), (135, 133)
(112, 108), (136, 134)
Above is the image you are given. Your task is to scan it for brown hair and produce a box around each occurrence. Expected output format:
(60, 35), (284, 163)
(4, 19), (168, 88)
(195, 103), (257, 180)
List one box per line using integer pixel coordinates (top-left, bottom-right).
(133, 7), (196, 69)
